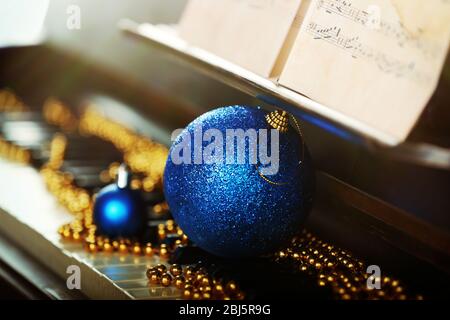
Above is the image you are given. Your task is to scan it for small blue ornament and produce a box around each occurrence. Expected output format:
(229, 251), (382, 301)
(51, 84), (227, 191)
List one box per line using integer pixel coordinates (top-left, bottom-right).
(164, 106), (314, 258)
(93, 164), (146, 238)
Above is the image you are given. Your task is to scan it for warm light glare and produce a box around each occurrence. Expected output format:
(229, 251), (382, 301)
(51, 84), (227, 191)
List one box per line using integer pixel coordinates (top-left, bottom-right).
(104, 200), (128, 224)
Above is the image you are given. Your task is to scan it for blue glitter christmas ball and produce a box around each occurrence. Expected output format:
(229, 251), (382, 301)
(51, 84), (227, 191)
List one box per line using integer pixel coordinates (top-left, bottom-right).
(163, 106), (314, 258)
(93, 168), (146, 238)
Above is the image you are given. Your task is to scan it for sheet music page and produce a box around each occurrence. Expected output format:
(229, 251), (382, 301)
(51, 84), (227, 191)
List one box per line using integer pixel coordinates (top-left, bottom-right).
(0, 0), (49, 47)
(279, 0), (450, 141)
(179, 0), (304, 77)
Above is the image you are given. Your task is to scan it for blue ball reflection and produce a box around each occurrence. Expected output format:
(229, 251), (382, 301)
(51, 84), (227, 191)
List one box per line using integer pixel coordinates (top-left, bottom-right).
(104, 199), (128, 224)
(93, 184), (145, 238)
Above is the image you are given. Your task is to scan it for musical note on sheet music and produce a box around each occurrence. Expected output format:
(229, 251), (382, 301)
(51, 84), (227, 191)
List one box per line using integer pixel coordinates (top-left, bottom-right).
(305, 22), (425, 82)
(303, 0), (450, 83)
(279, 0), (450, 141)
(314, 0), (442, 59)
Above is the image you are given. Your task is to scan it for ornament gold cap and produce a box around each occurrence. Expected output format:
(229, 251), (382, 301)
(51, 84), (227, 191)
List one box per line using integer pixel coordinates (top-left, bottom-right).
(266, 110), (289, 133)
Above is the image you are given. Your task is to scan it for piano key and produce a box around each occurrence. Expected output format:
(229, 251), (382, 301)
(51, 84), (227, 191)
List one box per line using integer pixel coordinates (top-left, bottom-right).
(128, 287), (181, 300)
(0, 111), (46, 122)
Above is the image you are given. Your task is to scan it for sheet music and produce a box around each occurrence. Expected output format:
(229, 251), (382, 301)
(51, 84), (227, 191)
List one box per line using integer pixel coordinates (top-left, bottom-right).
(179, 0), (304, 77)
(279, 0), (450, 141)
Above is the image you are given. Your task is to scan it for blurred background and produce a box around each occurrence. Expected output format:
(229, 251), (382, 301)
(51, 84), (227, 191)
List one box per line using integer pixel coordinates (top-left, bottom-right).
(43, 0), (256, 114)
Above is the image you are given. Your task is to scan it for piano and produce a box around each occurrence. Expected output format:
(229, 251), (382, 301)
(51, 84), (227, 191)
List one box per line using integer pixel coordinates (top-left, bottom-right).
(0, 0), (449, 300)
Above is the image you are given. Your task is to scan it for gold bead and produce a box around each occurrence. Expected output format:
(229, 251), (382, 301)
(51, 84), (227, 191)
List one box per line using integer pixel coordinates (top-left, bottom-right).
(226, 281), (238, 293)
(200, 285), (212, 293)
(185, 266), (195, 277)
(175, 275), (185, 289)
(202, 292), (211, 300)
(146, 268), (152, 279)
(201, 277), (211, 286)
(159, 246), (169, 259)
(87, 243), (97, 252)
(63, 228), (71, 238)
(185, 274), (195, 282)
(155, 263), (167, 273)
(170, 264), (182, 276)
(72, 232), (80, 241)
(112, 240), (120, 250)
(96, 237), (104, 248)
(133, 243), (142, 255)
(195, 273), (204, 283)
(183, 288), (193, 299)
(161, 273), (172, 287)
(103, 241), (113, 253)
(158, 229), (166, 240)
(149, 271), (161, 285)
(144, 243), (154, 256)
(213, 284), (224, 294)
(119, 243), (128, 253)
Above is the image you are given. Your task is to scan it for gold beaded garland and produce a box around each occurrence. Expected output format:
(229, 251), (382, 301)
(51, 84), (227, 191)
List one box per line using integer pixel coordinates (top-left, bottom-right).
(273, 230), (421, 300)
(1, 90), (423, 301)
(174, 275), (185, 289)
(161, 273), (172, 287)
(170, 264), (183, 276)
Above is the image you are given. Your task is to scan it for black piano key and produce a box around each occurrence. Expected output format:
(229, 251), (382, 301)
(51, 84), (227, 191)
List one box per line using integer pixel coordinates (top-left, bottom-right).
(60, 163), (109, 190)
(74, 175), (106, 190)
(60, 163), (108, 175)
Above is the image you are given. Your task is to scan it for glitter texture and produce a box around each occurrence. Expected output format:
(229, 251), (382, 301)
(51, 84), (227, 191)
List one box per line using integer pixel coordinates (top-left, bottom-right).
(163, 106), (314, 257)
